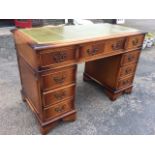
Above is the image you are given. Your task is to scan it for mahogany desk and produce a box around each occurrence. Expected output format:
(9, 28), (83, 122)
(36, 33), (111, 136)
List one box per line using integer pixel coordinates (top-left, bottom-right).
(12, 24), (146, 134)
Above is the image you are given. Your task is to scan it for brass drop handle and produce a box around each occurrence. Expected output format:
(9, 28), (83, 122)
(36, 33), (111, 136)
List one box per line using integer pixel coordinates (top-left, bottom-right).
(125, 68), (132, 74)
(132, 38), (139, 46)
(87, 49), (91, 54)
(128, 55), (134, 61)
(87, 48), (99, 56)
(54, 91), (66, 100)
(53, 75), (66, 84)
(53, 52), (67, 63)
(54, 105), (66, 113)
(112, 40), (123, 50)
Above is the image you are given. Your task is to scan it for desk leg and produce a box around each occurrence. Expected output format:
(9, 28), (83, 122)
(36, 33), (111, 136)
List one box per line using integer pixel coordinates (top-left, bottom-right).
(40, 112), (76, 135)
(103, 86), (133, 101)
(124, 87), (133, 94)
(40, 121), (59, 135)
(103, 89), (122, 101)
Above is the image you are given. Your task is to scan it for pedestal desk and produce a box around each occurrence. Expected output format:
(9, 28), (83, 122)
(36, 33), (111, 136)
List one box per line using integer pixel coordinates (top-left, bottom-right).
(12, 24), (146, 134)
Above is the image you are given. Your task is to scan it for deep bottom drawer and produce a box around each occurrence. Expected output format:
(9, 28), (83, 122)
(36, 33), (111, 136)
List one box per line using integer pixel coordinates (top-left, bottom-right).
(117, 76), (133, 89)
(43, 98), (74, 120)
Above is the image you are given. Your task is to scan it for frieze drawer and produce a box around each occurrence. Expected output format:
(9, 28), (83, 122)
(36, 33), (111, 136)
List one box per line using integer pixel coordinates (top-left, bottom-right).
(80, 41), (105, 59)
(104, 37), (126, 53)
(127, 35), (144, 49)
(40, 46), (76, 68)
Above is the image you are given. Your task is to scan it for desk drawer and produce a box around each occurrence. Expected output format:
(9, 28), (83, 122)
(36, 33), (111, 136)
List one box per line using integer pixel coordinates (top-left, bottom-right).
(119, 64), (136, 78)
(40, 46), (76, 67)
(104, 37), (126, 53)
(43, 98), (74, 120)
(121, 50), (140, 66)
(117, 76), (133, 89)
(43, 84), (75, 107)
(80, 41), (105, 59)
(41, 67), (76, 90)
(127, 35), (144, 49)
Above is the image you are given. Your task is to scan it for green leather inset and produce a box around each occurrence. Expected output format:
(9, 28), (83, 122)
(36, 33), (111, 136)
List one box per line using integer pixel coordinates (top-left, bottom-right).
(19, 23), (140, 44)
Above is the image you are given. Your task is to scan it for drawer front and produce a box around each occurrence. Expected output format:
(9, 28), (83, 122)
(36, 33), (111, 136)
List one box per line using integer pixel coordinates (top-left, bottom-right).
(121, 50), (140, 66)
(127, 35), (144, 49)
(42, 67), (76, 90)
(104, 37), (126, 53)
(80, 42), (105, 58)
(119, 64), (137, 78)
(40, 47), (76, 67)
(43, 84), (75, 107)
(43, 98), (74, 120)
(117, 76), (133, 89)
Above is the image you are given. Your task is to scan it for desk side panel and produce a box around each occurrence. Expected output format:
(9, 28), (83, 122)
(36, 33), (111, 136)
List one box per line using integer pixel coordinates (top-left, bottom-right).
(18, 56), (43, 120)
(13, 31), (39, 69)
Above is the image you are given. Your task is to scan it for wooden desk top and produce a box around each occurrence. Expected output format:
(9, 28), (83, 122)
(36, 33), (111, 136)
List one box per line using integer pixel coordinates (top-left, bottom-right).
(19, 24), (143, 45)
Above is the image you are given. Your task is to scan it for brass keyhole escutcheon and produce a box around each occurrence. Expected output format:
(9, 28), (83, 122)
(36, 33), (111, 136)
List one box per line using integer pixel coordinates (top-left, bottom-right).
(53, 75), (66, 84)
(53, 52), (67, 63)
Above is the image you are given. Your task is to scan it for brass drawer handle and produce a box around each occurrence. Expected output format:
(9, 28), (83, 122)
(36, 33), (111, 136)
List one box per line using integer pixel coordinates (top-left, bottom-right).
(53, 52), (67, 63)
(54, 105), (66, 113)
(54, 91), (66, 100)
(112, 40), (123, 50)
(127, 55), (134, 61)
(132, 38), (139, 46)
(87, 48), (99, 56)
(125, 68), (132, 74)
(53, 75), (66, 84)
